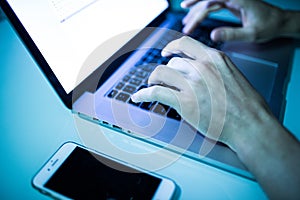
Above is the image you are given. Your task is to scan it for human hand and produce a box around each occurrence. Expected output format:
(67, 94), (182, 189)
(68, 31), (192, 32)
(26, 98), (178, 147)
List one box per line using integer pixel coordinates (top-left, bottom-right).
(181, 0), (287, 43)
(131, 36), (272, 150)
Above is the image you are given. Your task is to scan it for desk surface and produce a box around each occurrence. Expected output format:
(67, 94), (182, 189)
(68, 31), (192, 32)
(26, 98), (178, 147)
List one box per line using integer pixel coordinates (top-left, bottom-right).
(1, 2), (299, 199)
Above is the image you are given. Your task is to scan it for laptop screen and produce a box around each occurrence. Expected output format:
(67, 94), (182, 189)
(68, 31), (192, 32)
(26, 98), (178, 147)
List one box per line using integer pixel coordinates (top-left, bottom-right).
(7, 0), (169, 93)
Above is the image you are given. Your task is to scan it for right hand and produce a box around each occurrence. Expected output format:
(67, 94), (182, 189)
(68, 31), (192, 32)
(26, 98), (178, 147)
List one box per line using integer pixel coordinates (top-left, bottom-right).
(181, 0), (287, 43)
(131, 36), (272, 150)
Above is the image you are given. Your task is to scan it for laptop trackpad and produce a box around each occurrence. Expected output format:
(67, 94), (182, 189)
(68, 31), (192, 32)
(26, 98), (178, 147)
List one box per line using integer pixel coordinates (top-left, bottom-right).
(227, 52), (278, 102)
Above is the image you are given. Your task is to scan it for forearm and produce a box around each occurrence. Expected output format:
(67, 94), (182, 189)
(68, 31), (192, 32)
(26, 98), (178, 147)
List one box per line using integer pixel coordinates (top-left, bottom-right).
(231, 111), (300, 199)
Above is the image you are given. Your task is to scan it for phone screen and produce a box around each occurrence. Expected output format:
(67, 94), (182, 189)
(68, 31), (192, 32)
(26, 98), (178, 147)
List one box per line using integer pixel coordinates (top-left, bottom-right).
(44, 147), (162, 199)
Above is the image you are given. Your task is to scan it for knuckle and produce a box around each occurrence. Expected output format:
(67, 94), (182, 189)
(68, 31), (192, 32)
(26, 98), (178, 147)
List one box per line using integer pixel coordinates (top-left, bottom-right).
(211, 50), (226, 61)
(168, 57), (181, 65)
(151, 65), (164, 76)
(153, 65), (163, 72)
(252, 31), (263, 42)
(149, 86), (160, 98)
(243, 28), (261, 42)
(216, 50), (226, 59)
(179, 35), (191, 44)
(247, 29), (258, 42)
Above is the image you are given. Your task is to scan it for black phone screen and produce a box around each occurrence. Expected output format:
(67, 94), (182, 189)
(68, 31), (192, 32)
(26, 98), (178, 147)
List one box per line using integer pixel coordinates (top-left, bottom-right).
(44, 147), (161, 199)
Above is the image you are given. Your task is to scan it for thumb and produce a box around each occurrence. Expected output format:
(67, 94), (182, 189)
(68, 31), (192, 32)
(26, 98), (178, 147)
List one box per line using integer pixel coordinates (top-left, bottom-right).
(211, 27), (255, 42)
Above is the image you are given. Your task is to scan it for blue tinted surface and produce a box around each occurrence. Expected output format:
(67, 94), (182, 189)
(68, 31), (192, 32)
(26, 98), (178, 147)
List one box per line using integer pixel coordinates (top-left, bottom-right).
(1, 0), (300, 199)
(284, 49), (300, 140)
(0, 20), (80, 199)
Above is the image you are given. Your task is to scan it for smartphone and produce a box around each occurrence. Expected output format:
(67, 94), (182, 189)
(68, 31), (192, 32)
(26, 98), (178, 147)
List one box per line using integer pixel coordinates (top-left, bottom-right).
(32, 142), (178, 200)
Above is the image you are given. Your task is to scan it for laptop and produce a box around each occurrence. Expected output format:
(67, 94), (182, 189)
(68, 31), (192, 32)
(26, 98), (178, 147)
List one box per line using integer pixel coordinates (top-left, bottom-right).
(0, 0), (295, 179)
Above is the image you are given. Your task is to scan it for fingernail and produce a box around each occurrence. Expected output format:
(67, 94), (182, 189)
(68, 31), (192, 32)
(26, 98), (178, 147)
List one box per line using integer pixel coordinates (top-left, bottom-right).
(180, 2), (188, 8)
(161, 49), (171, 57)
(131, 94), (139, 102)
(211, 30), (225, 42)
(209, 4), (222, 11)
(182, 26), (188, 34)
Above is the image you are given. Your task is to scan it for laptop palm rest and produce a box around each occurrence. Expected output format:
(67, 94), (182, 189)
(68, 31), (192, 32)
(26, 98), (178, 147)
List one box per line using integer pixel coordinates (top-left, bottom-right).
(227, 52), (278, 102)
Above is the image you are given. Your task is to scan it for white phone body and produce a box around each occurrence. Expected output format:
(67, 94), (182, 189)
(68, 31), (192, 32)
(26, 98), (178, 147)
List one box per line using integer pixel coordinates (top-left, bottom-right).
(32, 142), (178, 200)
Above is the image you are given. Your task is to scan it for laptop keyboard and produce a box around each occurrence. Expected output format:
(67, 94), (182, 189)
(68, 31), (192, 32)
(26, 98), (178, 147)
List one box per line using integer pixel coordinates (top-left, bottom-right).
(107, 46), (182, 121)
(106, 21), (223, 121)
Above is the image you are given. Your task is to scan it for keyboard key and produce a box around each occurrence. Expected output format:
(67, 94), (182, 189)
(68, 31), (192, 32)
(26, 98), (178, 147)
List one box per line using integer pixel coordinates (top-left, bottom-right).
(115, 82), (125, 90)
(123, 85), (137, 94)
(159, 57), (169, 65)
(141, 56), (148, 62)
(136, 84), (148, 92)
(123, 75), (131, 82)
(141, 64), (156, 72)
(153, 103), (170, 115)
(189, 26), (224, 49)
(167, 108), (181, 121)
(129, 78), (142, 86)
(140, 102), (155, 111)
(135, 71), (148, 79)
(107, 90), (118, 98)
(128, 99), (140, 107)
(115, 92), (130, 102)
(129, 69), (136, 75)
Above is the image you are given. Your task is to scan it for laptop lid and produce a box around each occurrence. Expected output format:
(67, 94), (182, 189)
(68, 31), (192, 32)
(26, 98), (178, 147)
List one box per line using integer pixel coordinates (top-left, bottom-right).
(0, 0), (169, 109)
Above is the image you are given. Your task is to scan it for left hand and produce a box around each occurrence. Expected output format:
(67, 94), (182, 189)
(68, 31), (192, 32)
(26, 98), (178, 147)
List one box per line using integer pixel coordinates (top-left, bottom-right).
(181, 0), (288, 43)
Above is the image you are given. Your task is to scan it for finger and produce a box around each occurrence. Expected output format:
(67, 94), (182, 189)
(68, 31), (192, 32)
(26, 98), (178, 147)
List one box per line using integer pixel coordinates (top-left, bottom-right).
(182, 1), (223, 34)
(167, 57), (195, 75)
(131, 86), (181, 110)
(181, 0), (199, 8)
(211, 27), (255, 42)
(161, 36), (209, 59)
(147, 65), (187, 91)
(182, 0), (225, 24)
(182, 1), (208, 26)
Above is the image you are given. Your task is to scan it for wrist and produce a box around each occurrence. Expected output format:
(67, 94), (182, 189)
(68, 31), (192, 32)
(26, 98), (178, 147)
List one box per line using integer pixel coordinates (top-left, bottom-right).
(228, 107), (285, 163)
(222, 102), (277, 153)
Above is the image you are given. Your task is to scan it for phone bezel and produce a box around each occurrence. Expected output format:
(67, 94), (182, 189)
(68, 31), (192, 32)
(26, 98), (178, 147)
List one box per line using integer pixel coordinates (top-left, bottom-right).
(32, 142), (177, 200)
